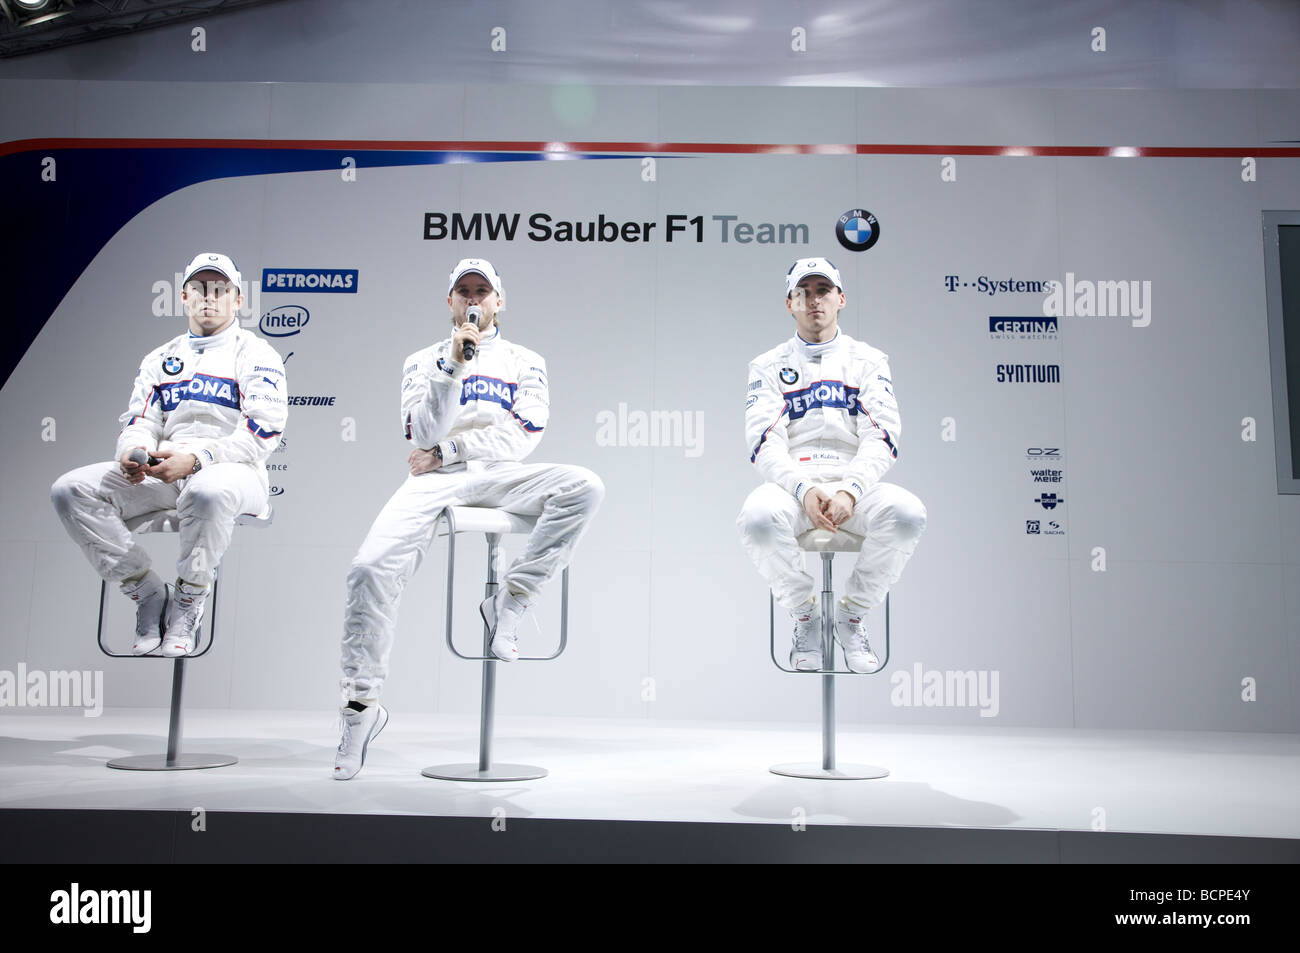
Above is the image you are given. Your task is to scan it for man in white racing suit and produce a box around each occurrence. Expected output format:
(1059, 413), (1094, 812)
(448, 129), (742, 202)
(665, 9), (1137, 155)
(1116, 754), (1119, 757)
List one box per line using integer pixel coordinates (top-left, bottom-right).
(335, 257), (604, 780)
(51, 252), (287, 657)
(738, 257), (926, 673)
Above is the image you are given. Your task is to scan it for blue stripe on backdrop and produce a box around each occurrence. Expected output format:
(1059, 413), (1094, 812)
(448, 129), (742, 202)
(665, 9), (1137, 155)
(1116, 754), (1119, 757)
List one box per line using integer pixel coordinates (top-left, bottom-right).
(0, 146), (616, 388)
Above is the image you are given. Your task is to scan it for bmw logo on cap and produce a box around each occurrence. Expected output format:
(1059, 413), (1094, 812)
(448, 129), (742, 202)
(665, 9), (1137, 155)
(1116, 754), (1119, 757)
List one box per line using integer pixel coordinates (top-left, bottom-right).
(836, 208), (880, 252)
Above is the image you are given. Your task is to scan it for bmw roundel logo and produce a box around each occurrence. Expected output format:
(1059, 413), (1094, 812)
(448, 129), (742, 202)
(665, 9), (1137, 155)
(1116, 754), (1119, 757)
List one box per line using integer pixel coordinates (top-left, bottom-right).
(779, 367), (799, 385)
(836, 208), (880, 252)
(162, 356), (184, 376)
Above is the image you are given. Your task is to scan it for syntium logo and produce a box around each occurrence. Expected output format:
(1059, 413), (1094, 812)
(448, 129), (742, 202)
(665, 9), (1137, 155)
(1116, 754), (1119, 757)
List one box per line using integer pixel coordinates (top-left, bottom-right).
(996, 364), (1060, 384)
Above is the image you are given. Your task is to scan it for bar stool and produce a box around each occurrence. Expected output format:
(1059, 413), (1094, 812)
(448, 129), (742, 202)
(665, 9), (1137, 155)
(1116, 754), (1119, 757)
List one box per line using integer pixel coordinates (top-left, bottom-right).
(768, 528), (891, 780)
(422, 505), (568, 782)
(96, 505), (273, 771)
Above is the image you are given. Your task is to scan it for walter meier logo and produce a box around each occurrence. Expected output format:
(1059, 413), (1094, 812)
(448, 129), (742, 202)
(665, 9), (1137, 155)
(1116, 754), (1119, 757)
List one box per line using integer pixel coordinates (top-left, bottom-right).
(835, 208), (880, 252)
(260, 305), (310, 338)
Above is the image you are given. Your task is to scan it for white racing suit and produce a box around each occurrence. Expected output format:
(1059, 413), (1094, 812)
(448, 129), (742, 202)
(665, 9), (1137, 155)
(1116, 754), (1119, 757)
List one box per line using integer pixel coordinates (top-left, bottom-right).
(51, 322), (287, 585)
(341, 325), (604, 701)
(737, 330), (926, 609)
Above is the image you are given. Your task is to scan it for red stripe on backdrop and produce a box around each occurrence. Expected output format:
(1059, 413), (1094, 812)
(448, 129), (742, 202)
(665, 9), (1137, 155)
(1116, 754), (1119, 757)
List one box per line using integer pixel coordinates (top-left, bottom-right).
(2, 138), (1299, 158)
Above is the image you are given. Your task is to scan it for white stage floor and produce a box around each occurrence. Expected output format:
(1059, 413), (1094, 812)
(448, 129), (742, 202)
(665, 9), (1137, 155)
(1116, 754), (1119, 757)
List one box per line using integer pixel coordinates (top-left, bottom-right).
(2, 709), (1297, 841)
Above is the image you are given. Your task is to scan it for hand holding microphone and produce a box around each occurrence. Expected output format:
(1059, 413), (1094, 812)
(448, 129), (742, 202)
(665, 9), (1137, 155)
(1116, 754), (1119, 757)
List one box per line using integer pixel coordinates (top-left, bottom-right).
(121, 447), (160, 484)
(460, 305), (483, 361)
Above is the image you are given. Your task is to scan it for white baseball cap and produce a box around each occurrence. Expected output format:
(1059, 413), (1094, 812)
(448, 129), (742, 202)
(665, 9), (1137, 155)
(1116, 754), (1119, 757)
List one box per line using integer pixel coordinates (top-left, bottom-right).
(447, 258), (504, 296)
(182, 252), (242, 288)
(785, 256), (843, 296)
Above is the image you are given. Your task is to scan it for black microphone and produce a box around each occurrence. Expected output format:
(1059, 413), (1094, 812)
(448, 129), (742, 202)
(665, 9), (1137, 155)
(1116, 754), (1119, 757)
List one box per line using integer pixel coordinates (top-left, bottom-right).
(462, 305), (483, 361)
(128, 448), (160, 467)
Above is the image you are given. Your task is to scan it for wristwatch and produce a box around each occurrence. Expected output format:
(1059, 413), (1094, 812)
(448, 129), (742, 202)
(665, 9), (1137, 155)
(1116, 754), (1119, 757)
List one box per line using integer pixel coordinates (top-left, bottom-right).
(190, 455), (203, 474)
(431, 444), (443, 464)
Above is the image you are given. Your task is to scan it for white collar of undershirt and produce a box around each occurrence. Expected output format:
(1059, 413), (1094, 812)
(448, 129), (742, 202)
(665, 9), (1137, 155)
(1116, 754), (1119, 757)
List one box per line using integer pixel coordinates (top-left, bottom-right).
(188, 320), (237, 352)
(796, 328), (840, 357)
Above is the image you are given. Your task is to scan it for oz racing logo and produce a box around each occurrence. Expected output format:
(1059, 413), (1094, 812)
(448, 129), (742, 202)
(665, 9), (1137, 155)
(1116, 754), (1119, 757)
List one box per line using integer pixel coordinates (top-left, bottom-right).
(835, 208), (880, 252)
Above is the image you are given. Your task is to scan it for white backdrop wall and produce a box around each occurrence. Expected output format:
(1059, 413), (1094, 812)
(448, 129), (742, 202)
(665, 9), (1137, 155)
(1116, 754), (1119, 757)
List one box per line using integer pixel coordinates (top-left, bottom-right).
(1, 81), (1298, 731)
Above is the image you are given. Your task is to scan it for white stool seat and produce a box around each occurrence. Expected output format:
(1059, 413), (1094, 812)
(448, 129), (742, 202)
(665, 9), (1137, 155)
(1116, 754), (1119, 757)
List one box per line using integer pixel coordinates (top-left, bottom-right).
(436, 506), (536, 537)
(796, 528), (865, 553)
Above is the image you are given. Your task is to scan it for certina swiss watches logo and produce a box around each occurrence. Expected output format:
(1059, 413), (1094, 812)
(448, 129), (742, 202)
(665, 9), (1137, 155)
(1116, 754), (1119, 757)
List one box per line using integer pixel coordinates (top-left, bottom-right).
(835, 208), (879, 252)
(261, 268), (358, 293)
(779, 367), (799, 385)
(988, 316), (1058, 341)
(996, 364), (1060, 384)
(161, 355), (184, 376)
(259, 305), (310, 338)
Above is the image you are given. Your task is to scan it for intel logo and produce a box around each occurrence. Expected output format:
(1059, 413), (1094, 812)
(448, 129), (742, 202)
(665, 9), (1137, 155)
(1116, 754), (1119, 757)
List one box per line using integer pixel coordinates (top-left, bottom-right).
(259, 305), (310, 338)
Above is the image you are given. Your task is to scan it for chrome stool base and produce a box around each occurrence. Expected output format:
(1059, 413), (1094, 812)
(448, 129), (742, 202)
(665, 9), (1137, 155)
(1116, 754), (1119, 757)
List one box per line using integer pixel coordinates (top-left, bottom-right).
(770, 762), (889, 780)
(108, 753), (238, 771)
(421, 762), (547, 782)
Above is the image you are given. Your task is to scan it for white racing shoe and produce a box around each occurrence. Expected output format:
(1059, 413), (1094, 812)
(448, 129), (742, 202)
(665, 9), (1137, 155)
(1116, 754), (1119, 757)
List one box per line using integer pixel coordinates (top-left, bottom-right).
(788, 599), (822, 671)
(479, 588), (530, 662)
(121, 573), (168, 656)
(334, 704), (389, 780)
(835, 598), (880, 673)
(161, 580), (207, 657)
